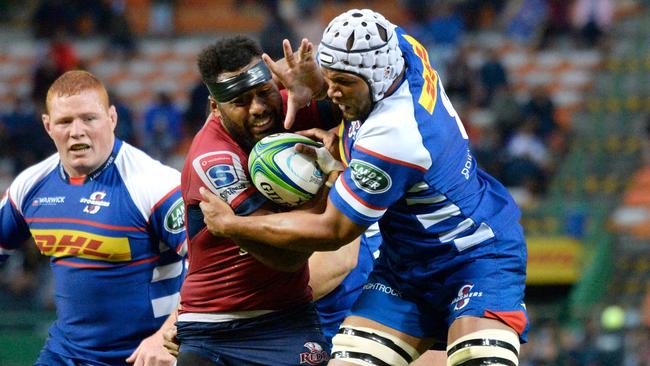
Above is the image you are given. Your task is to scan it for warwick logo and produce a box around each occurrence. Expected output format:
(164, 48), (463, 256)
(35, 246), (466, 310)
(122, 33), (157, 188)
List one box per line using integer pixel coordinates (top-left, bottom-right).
(80, 191), (110, 214)
(32, 196), (66, 206)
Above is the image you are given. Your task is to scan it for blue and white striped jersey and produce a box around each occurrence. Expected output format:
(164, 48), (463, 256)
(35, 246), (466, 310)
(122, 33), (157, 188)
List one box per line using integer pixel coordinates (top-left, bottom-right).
(329, 27), (521, 279)
(0, 139), (187, 365)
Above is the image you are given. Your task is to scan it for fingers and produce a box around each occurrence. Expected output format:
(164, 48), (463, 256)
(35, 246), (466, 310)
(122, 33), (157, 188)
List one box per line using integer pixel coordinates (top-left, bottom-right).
(294, 143), (317, 157)
(324, 171), (340, 190)
(163, 326), (179, 357)
(198, 186), (217, 203)
(283, 39), (295, 68)
(262, 53), (280, 75)
(298, 38), (314, 62)
(296, 128), (330, 142)
(125, 346), (139, 363)
(284, 102), (297, 129)
(163, 339), (180, 357)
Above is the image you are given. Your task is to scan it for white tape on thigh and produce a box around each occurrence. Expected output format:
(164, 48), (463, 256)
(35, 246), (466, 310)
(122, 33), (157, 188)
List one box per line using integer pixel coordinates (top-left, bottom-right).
(447, 329), (520, 366)
(331, 326), (420, 366)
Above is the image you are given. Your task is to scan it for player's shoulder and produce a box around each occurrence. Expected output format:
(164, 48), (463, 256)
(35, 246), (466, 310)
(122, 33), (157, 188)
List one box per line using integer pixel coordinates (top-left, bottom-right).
(355, 87), (431, 170)
(8, 153), (60, 203)
(189, 119), (244, 159)
(115, 142), (180, 192)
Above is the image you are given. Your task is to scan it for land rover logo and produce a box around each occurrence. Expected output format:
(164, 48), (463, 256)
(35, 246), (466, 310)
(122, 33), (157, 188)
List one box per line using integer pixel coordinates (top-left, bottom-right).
(349, 160), (392, 194)
(164, 198), (185, 233)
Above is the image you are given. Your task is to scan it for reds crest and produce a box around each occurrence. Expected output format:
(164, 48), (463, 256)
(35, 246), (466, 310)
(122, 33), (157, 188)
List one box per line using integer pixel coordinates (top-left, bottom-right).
(299, 342), (328, 365)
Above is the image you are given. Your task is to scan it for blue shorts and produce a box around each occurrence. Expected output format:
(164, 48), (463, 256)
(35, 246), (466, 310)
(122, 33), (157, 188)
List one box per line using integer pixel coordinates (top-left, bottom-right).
(349, 225), (529, 350)
(176, 303), (329, 366)
(316, 231), (381, 346)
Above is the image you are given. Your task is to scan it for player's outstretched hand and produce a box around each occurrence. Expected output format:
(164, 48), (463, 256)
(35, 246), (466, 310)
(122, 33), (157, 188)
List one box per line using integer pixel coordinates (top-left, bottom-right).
(199, 186), (235, 237)
(262, 38), (325, 130)
(126, 331), (176, 366)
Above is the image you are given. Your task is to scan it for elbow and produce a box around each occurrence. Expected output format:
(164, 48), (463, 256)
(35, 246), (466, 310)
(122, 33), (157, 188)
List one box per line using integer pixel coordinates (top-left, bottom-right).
(318, 232), (353, 252)
(315, 225), (359, 253)
(343, 252), (358, 273)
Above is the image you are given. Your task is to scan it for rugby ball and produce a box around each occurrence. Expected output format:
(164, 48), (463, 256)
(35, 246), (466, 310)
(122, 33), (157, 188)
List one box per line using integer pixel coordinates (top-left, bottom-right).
(249, 133), (324, 207)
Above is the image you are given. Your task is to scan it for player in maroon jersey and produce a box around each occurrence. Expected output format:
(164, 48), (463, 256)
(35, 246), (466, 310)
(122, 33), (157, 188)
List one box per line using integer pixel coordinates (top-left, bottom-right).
(175, 35), (349, 366)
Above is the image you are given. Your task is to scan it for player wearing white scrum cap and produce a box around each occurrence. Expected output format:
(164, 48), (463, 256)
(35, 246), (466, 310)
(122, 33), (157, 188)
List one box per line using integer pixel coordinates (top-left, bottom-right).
(317, 9), (405, 103)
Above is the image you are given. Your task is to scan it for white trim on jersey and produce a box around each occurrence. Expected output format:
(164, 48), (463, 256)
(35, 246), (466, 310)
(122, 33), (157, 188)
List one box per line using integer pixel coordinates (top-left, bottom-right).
(406, 194), (447, 206)
(152, 292), (180, 318)
(178, 310), (275, 323)
(416, 203), (461, 229)
(453, 223), (495, 251)
(335, 178), (386, 219)
(439, 218), (475, 242)
(407, 181), (429, 193)
(7, 153), (59, 214)
(152, 260), (184, 282)
(365, 222), (381, 238)
(115, 142), (181, 222)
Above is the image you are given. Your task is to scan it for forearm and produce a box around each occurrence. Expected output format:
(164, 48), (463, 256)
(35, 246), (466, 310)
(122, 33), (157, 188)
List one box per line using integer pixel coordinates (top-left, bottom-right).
(223, 210), (349, 252)
(309, 237), (360, 300)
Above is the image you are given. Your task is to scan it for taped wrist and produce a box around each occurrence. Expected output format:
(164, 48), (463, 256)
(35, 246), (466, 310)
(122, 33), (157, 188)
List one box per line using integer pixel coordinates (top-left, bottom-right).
(316, 146), (344, 174)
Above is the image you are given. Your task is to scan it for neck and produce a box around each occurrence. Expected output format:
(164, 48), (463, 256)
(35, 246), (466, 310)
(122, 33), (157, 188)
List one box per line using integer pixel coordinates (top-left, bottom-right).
(383, 67), (405, 99)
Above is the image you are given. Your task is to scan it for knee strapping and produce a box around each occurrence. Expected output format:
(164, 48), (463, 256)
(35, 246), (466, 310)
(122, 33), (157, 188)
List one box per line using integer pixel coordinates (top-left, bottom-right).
(446, 329), (520, 366)
(330, 326), (420, 366)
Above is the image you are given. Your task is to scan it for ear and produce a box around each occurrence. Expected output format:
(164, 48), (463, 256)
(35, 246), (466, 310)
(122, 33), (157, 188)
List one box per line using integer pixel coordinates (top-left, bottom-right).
(108, 105), (118, 131)
(42, 114), (53, 136)
(209, 97), (221, 117)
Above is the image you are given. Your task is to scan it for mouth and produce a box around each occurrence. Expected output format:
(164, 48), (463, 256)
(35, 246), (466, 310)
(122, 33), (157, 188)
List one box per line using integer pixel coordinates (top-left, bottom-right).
(249, 118), (276, 135)
(337, 103), (353, 115)
(69, 144), (90, 152)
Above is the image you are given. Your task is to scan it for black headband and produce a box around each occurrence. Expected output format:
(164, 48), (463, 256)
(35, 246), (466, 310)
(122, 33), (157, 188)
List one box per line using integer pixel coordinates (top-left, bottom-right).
(205, 60), (273, 102)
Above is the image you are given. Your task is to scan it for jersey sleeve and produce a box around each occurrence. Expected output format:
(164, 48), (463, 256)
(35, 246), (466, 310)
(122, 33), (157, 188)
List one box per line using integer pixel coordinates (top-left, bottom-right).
(0, 156), (59, 260)
(147, 186), (187, 255)
(0, 190), (31, 261)
(188, 150), (266, 216)
(330, 145), (426, 227)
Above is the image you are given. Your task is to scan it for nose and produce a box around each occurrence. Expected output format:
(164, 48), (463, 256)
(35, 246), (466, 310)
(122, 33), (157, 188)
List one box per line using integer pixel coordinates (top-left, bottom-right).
(249, 95), (268, 117)
(327, 82), (342, 99)
(69, 118), (86, 138)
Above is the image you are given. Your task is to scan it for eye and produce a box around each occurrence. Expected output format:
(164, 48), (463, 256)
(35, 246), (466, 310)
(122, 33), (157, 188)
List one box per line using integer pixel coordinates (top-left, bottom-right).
(258, 88), (272, 97)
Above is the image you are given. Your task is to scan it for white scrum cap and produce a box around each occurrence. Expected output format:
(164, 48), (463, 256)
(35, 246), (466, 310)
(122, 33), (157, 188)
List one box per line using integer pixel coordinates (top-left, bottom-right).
(317, 9), (405, 102)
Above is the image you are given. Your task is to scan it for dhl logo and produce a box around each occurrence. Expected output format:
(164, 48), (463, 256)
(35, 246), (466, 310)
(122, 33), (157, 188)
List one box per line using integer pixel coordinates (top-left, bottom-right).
(402, 34), (438, 114)
(31, 229), (132, 262)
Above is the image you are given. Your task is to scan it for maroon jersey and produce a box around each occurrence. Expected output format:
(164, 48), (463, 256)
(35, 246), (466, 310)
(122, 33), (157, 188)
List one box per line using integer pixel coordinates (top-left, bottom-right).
(180, 93), (330, 313)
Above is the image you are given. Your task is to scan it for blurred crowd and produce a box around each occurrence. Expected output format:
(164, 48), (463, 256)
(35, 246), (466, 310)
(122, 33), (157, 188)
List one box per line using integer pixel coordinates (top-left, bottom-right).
(2, 0), (649, 364)
(520, 303), (650, 365)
